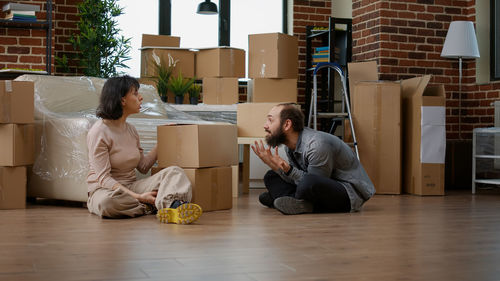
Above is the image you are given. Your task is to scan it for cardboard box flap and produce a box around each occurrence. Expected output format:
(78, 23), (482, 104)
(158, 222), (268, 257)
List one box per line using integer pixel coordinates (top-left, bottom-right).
(348, 61), (378, 97)
(401, 75), (431, 99)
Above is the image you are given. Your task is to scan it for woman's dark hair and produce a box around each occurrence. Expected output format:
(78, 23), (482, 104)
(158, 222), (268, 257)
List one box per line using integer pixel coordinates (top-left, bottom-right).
(96, 75), (140, 120)
(278, 103), (305, 132)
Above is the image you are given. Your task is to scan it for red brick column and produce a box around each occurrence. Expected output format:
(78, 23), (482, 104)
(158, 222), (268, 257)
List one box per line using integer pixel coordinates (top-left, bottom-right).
(0, 0), (81, 75)
(352, 0), (500, 140)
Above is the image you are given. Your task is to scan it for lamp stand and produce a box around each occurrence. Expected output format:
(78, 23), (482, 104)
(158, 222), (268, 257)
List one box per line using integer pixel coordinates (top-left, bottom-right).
(458, 56), (462, 140)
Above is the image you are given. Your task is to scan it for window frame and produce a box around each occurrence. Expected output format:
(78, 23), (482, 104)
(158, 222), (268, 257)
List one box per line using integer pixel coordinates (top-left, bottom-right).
(158, 0), (288, 45)
(491, 0), (500, 80)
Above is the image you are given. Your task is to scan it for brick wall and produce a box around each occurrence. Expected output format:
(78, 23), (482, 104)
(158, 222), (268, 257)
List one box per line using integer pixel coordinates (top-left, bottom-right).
(293, 0), (332, 104)
(352, 0), (500, 140)
(0, 0), (81, 75)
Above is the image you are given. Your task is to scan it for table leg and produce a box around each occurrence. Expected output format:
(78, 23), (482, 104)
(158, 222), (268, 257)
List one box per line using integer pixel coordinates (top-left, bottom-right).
(242, 144), (250, 194)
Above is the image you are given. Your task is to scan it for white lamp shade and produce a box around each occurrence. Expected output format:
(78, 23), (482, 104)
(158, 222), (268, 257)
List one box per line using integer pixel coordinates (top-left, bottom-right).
(441, 21), (480, 59)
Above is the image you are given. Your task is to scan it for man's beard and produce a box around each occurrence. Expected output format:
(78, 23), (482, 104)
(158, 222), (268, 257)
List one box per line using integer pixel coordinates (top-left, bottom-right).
(265, 126), (287, 147)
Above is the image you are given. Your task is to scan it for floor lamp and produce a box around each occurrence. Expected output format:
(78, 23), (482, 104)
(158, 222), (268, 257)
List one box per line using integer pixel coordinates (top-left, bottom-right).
(441, 21), (480, 140)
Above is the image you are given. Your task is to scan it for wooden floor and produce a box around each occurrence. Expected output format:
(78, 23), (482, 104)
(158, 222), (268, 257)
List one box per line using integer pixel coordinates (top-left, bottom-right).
(1, 188), (500, 281)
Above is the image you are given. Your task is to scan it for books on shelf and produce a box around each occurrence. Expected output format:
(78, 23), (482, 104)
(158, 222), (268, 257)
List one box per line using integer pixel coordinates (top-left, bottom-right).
(2, 2), (39, 22)
(2, 3), (40, 12)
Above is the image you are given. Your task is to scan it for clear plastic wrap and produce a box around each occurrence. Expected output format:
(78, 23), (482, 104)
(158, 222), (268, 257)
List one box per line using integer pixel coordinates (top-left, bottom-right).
(15, 74), (220, 202)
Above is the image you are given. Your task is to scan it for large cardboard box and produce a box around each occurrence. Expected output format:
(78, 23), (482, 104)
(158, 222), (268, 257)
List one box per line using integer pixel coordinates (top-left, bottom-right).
(0, 166), (26, 209)
(248, 33), (298, 79)
(352, 81), (402, 194)
(195, 47), (245, 78)
(247, 78), (297, 103)
(237, 103), (278, 137)
(184, 166), (232, 211)
(157, 124), (238, 168)
(0, 80), (34, 124)
(140, 47), (195, 78)
(141, 34), (180, 47)
(0, 124), (35, 166)
(202, 77), (238, 105)
(401, 76), (446, 195)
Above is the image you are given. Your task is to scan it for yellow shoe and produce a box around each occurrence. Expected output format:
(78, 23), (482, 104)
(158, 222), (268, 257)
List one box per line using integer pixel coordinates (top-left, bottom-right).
(156, 203), (202, 224)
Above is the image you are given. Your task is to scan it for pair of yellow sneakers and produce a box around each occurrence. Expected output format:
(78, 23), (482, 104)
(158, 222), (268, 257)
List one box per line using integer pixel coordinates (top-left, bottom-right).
(156, 202), (202, 224)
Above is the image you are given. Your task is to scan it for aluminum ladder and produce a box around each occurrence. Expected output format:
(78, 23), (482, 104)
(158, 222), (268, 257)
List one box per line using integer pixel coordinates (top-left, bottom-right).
(307, 62), (359, 159)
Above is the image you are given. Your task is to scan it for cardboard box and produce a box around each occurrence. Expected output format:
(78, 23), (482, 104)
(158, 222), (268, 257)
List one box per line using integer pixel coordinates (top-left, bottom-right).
(0, 80), (34, 124)
(157, 124), (238, 168)
(202, 77), (238, 105)
(237, 103), (278, 137)
(151, 164), (240, 200)
(248, 78), (297, 103)
(0, 166), (26, 209)
(140, 47), (195, 78)
(248, 33), (298, 79)
(347, 60), (378, 99)
(184, 166), (232, 211)
(401, 76), (446, 195)
(0, 124), (35, 166)
(141, 34), (180, 47)
(352, 81), (402, 194)
(195, 47), (245, 78)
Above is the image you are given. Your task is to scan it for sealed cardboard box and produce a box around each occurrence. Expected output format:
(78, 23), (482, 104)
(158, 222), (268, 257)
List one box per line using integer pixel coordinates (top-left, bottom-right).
(184, 166), (232, 211)
(141, 34), (180, 47)
(237, 103), (278, 137)
(248, 33), (298, 79)
(202, 77), (238, 105)
(0, 166), (26, 209)
(352, 81), (402, 194)
(195, 47), (245, 78)
(401, 75), (446, 195)
(151, 164), (240, 200)
(0, 80), (34, 124)
(157, 124), (238, 168)
(248, 78), (297, 103)
(140, 47), (195, 78)
(0, 124), (35, 166)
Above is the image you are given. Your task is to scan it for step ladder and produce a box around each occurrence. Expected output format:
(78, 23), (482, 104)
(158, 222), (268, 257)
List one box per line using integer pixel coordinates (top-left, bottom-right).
(307, 62), (359, 160)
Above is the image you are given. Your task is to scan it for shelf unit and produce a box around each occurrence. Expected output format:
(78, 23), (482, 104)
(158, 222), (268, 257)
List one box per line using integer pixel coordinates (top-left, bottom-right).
(472, 127), (500, 193)
(304, 17), (352, 134)
(0, 0), (52, 75)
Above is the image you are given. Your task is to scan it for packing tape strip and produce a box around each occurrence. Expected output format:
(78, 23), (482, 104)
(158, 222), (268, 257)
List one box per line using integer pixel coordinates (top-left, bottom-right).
(1, 81), (12, 122)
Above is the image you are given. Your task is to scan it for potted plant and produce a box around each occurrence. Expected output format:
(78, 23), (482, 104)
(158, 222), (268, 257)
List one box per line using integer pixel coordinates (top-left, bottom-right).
(168, 72), (195, 104)
(149, 53), (176, 102)
(188, 83), (202, 105)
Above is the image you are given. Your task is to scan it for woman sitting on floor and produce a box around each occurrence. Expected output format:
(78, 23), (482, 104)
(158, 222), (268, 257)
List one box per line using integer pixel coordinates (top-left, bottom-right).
(86, 75), (202, 224)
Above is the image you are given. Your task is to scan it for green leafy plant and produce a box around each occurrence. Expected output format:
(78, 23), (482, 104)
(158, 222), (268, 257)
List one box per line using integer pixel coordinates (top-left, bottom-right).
(188, 83), (202, 99)
(168, 72), (195, 97)
(149, 52), (177, 99)
(56, 0), (131, 78)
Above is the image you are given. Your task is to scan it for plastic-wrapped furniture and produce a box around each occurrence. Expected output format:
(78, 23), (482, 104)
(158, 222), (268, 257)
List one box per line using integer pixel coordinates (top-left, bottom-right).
(16, 75), (207, 202)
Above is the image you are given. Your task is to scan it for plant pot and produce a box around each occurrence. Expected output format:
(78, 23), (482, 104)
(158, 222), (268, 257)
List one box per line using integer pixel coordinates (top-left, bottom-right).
(160, 95), (168, 103)
(190, 97), (198, 105)
(174, 96), (184, 104)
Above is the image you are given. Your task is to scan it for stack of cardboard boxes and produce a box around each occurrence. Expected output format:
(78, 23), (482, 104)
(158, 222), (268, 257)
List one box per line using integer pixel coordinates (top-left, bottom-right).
(154, 124), (238, 211)
(238, 33), (299, 138)
(348, 61), (446, 196)
(197, 47), (245, 104)
(0, 80), (35, 209)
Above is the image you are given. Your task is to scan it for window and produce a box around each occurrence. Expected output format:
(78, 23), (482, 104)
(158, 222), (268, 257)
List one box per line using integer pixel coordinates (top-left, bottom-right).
(171, 1), (218, 48)
(117, 0), (158, 77)
(492, 0), (500, 80)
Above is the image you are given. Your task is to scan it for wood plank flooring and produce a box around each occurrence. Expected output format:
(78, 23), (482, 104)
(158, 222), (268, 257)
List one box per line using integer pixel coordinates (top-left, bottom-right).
(1, 189), (500, 281)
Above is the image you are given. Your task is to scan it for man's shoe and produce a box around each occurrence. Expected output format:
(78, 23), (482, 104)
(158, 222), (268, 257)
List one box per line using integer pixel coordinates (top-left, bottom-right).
(259, 192), (274, 208)
(156, 203), (202, 224)
(273, 196), (313, 215)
